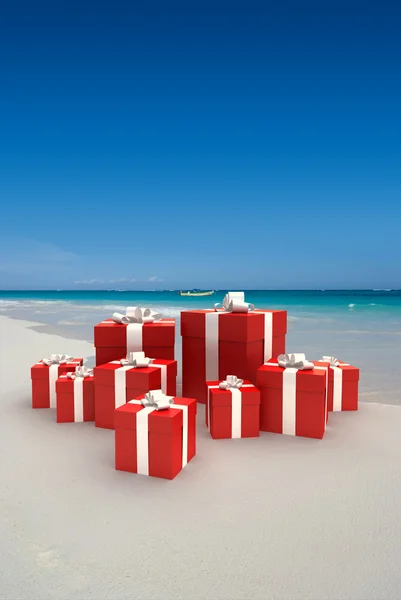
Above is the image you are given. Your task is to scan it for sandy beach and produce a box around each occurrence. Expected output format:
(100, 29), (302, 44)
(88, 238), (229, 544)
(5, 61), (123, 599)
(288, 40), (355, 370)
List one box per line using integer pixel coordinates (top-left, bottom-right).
(1, 313), (401, 600)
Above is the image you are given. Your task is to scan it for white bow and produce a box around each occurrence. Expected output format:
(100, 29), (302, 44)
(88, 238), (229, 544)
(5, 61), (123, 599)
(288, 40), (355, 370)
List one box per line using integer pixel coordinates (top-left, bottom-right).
(67, 366), (93, 379)
(120, 351), (153, 368)
(214, 292), (255, 313)
(321, 356), (341, 366)
(141, 389), (174, 411)
(112, 306), (162, 324)
(278, 353), (314, 370)
(219, 375), (244, 389)
(41, 354), (73, 366)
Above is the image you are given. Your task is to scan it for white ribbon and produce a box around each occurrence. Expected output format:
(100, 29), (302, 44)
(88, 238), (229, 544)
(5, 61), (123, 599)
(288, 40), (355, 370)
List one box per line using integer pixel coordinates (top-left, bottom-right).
(66, 366), (93, 379)
(204, 293), (275, 380)
(109, 306), (164, 354)
(112, 353), (168, 408)
(59, 367), (93, 422)
(321, 356), (349, 412)
(128, 390), (188, 476)
(112, 306), (162, 324)
(278, 353), (315, 370)
(207, 375), (253, 438)
(39, 354), (78, 409)
(267, 354), (318, 436)
(214, 291), (255, 313)
(41, 353), (74, 366)
(120, 351), (153, 368)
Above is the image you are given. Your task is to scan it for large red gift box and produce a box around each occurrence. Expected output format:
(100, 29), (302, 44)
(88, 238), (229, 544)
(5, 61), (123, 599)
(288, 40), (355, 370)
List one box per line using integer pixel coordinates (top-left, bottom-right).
(94, 307), (175, 366)
(56, 367), (95, 423)
(31, 355), (84, 409)
(206, 376), (260, 439)
(257, 354), (327, 439)
(312, 357), (359, 412)
(94, 355), (177, 429)
(115, 391), (197, 480)
(181, 299), (286, 404)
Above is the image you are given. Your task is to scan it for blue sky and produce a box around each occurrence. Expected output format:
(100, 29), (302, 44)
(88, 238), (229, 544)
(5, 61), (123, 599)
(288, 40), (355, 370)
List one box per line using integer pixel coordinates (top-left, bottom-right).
(0, 0), (400, 290)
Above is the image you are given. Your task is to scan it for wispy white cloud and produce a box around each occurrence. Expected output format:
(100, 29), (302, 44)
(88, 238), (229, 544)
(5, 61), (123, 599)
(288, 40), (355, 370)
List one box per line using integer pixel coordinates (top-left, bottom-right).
(74, 278), (136, 285)
(148, 276), (164, 282)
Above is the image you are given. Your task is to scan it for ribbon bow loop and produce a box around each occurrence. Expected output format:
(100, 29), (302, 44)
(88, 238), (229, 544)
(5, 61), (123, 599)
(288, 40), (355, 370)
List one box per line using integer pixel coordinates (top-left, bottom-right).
(112, 306), (162, 325)
(141, 389), (174, 411)
(214, 291), (255, 313)
(67, 366), (93, 379)
(278, 353), (314, 370)
(219, 375), (244, 389)
(42, 353), (73, 366)
(321, 355), (341, 366)
(120, 351), (153, 368)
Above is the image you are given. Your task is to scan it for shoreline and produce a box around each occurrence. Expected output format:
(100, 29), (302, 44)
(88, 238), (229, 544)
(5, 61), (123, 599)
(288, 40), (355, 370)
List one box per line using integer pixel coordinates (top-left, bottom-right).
(1, 309), (400, 406)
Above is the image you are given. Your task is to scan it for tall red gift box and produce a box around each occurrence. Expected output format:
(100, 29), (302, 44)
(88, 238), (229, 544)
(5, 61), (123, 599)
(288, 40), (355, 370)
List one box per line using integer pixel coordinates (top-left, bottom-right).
(115, 390), (196, 480)
(257, 354), (327, 439)
(206, 376), (260, 439)
(94, 353), (177, 429)
(56, 367), (95, 423)
(94, 306), (175, 366)
(181, 293), (286, 404)
(31, 355), (84, 409)
(312, 356), (359, 411)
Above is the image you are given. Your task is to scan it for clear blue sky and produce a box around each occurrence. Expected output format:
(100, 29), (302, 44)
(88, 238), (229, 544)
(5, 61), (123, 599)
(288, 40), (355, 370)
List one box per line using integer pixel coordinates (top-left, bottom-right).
(0, 0), (400, 290)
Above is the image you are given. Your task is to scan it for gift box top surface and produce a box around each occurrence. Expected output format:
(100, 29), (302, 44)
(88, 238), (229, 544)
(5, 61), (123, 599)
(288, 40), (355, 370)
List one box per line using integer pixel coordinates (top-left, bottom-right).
(56, 373), (94, 391)
(181, 309), (287, 342)
(31, 358), (83, 380)
(115, 396), (196, 435)
(94, 359), (177, 386)
(257, 359), (326, 392)
(312, 360), (360, 382)
(206, 380), (261, 407)
(94, 318), (175, 347)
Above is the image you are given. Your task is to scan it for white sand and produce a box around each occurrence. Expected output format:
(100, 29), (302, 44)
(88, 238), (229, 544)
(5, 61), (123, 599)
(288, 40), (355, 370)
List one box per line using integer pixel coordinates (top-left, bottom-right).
(1, 314), (401, 600)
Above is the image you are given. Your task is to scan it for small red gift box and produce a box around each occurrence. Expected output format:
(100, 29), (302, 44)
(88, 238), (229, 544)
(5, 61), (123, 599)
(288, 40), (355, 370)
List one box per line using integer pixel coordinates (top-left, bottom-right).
(115, 390), (197, 480)
(181, 292), (286, 404)
(206, 376), (260, 439)
(56, 367), (95, 423)
(31, 355), (84, 409)
(257, 354), (327, 439)
(94, 353), (177, 429)
(94, 306), (175, 366)
(312, 356), (359, 412)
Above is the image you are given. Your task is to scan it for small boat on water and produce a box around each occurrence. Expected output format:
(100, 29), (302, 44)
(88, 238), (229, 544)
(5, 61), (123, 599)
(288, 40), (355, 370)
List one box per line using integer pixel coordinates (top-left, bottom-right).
(179, 289), (215, 297)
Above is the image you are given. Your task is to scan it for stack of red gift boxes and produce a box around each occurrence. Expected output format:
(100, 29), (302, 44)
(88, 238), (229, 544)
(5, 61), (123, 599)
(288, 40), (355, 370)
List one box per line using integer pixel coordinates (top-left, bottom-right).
(30, 293), (360, 480)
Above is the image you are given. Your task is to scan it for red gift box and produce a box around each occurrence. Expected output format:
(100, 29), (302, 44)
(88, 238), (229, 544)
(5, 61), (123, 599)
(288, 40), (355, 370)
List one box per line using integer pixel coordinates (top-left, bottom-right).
(181, 301), (286, 404)
(312, 357), (359, 412)
(257, 355), (327, 439)
(94, 307), (175, 366)
(115, 391), (197, 480)
(56, 367), (95, 423)
(206, 376), (260, 439)
(31, 355), (84, 409)
(94, 356), (177, 429)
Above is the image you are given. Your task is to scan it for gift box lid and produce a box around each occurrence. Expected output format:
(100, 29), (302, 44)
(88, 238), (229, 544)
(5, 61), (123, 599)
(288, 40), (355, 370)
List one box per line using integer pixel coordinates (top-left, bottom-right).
(94, 359), (177, 387)
(206, 380), (260, 407)
(55, 373), (94, 392)
(312, 360), (360, 382)
(257, 359), (326, 392)
(181, 309), (287, 343)
(115, 396), (196, 435)
(94, 319), (175, 348)
(31, 358), (83, 380)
